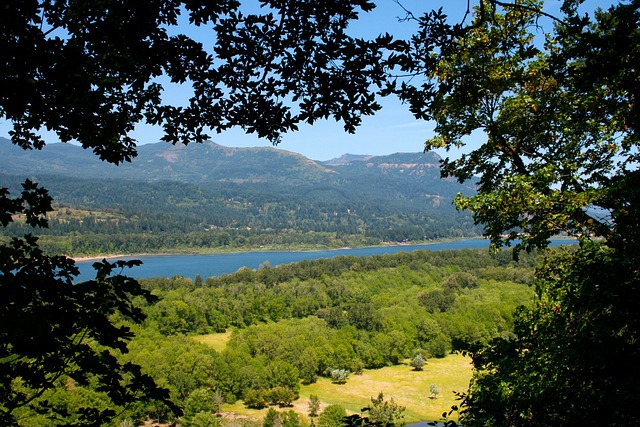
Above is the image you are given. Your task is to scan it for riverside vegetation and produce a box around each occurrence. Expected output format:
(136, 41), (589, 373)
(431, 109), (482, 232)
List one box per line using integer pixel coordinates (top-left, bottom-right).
(11, 247), (541, 426)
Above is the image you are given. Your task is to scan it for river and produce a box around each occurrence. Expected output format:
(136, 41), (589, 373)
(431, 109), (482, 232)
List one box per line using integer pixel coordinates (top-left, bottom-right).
(75, 238), (577, 282)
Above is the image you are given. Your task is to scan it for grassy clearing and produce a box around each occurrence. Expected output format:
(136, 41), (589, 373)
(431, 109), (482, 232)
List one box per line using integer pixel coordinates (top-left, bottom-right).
(192, 329), (233, 352)
(221, 354), (472, 424)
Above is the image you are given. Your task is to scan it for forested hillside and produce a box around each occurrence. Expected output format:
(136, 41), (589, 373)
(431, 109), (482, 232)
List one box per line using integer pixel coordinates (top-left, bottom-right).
(0, 139), (481, 255)
(12, 248), (541, 426)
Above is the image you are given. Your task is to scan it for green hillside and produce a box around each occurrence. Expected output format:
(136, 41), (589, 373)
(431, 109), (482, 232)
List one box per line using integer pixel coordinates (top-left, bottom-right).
(0, 139), (481, 256)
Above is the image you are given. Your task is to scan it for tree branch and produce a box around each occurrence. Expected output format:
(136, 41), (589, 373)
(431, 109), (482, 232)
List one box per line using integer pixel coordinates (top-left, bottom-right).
(392, 0), (419, 23)
(493, 0), (565, 25)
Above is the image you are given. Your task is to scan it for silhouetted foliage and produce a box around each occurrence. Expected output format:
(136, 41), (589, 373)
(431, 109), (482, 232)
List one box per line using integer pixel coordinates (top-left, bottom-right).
(0, 1), (394, 424)
(388, 0), (640, 424)
(2, 1), (389, 162)
(0, 182), (176, 425)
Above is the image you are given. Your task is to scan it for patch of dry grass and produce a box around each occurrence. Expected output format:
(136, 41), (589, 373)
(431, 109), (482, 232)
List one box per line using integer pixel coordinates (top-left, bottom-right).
(221, 354), (472, 424)
(192, 329), (233, 352)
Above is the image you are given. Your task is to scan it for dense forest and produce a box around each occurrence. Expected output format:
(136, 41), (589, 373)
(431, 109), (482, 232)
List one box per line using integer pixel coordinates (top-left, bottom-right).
(0, 142), (482, 256)
(11, 248), (542, 426)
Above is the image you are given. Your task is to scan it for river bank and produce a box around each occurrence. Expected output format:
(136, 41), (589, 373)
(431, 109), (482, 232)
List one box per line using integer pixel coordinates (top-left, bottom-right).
(74, 238), (578, 282)
(70, 237), (477, 263)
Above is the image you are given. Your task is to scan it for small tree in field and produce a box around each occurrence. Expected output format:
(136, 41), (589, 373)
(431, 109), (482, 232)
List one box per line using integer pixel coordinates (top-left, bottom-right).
(429, 384), (440, 399)
(368, 392), (405, 426)
(263, 408), (280, 427)
(244, 389), (268, 409)
(267, 386), (296, 407)
(318, 405), (347, 427)
(184, 411), (221, 427)
(329, 369), (349, 384)
(410, 353), (426, 371)
(308, 394), (321, 418)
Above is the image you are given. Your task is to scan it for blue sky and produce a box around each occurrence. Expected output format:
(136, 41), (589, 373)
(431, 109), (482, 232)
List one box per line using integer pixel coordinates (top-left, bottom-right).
(181, 0), (604, 161)
(135, 0), (440, 161)
(1, 0), (611, 161)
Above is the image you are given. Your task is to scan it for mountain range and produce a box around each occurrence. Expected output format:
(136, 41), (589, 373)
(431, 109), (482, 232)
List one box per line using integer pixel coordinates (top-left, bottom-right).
(0, 138), (481, 253)
(0, 138), (475, 207)
(1, 138), (448, 184)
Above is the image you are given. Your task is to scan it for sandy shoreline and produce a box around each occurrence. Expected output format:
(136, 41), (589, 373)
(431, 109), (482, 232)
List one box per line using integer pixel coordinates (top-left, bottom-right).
(72, 253), (154, 262)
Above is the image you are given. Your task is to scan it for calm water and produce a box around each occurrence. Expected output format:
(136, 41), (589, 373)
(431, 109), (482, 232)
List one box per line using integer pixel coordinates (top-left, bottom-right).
(75, 238), (577, 282)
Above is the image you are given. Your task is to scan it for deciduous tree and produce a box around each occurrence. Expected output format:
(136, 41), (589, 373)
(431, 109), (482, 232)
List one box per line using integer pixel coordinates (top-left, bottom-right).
(1, 1), (390, 424)
(410, 353), (426, 371)
(428, 384), (439, 399)
(2, 0), (388, 162)
(328, 368), (349, 384)
(389, 0), (640, 424)
(390, 0), (638, 254)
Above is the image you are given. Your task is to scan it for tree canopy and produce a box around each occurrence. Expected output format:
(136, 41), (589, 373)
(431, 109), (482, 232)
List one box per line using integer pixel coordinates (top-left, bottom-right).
(1, 1), (390, 425)
(389, 0), (638, 254)
(386, 0), (640, 424)
(2, 0), (388, 163)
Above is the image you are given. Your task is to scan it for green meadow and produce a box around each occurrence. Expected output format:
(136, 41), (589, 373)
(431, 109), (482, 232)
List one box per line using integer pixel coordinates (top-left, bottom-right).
(297, 355), (472, 423)
(198, 332), (472, 423)
(193, 329), (235, 353)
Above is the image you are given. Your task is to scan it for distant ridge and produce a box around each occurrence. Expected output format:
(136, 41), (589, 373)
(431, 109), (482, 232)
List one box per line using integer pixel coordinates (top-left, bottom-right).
(0, 138), (450, 187)
(0, 138), (335, 184)
(0, 137), (481, 247)
(0, 137), (474, 210)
